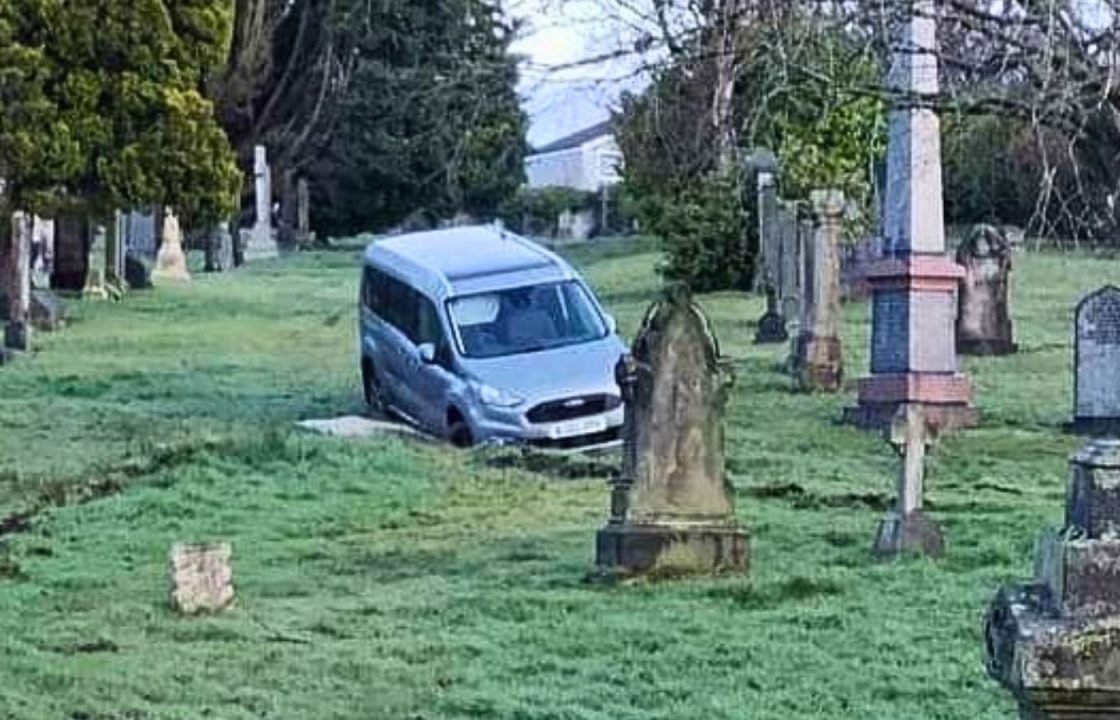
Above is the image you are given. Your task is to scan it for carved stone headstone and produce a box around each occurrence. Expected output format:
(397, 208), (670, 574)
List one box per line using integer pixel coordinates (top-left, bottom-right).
(30, 216), (54, 289)
(295, 177), (313, 248)
(105, 211), (127, 293)
(595, 285), (749, 578)
(752, 158), (786, 344)
(169, 542), (235, 615)
(985, 439), (1120, 719)
(1074, 286), (1120, 434)
(794, 190), (844, 392)
(956, 224), (1016, 355)
(873, 404), (943, 557)
(83, 222), (109, 299)
(152, 208), (191, 284)
(204, 222), (234, 273)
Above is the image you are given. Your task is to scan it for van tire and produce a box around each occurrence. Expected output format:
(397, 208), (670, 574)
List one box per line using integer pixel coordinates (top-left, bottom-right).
(449, 421), (474, 448)
(362, 360), (386, 415)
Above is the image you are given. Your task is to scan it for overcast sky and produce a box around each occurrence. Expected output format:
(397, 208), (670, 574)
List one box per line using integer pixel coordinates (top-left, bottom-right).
(508, 0), (646, 148)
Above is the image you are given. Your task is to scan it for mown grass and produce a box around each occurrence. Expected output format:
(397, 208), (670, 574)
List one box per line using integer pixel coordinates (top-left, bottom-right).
(0, 236), (1115, 719)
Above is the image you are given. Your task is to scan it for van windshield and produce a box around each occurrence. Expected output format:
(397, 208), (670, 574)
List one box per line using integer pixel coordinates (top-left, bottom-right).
(448, 281), (608, 359)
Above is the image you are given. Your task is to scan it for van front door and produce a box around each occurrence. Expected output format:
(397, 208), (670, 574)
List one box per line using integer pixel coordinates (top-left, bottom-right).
(410, 294), (458, 435)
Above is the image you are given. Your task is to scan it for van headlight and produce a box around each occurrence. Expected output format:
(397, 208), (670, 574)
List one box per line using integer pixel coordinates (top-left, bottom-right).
(472, 381), (524, 408)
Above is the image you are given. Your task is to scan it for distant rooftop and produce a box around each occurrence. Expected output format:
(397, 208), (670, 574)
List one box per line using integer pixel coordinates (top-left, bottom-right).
(531, 120), (613, 155)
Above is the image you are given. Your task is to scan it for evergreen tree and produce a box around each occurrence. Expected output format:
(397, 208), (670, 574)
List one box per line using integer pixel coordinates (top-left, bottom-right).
(308, 0), (527, 236)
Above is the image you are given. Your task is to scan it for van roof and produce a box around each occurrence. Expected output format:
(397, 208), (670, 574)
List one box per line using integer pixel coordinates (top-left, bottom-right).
(365, 225), (572, 296)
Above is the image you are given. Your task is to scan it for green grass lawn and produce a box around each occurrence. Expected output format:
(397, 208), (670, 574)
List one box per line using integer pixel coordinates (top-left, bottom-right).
(0, 238), (1114, 719)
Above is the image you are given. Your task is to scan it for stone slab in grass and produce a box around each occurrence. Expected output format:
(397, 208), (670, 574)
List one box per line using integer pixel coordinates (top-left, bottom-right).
(297, 415), (432, 441)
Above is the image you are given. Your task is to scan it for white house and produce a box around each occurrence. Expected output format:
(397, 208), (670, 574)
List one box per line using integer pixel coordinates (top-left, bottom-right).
(524, 121), (623, 191)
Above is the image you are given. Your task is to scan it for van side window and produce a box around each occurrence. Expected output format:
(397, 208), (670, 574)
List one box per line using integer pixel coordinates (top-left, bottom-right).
(365, 266), (444, 347)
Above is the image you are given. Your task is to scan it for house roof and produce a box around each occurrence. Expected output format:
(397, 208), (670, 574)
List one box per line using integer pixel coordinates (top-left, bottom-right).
(531, 120), (613, 155)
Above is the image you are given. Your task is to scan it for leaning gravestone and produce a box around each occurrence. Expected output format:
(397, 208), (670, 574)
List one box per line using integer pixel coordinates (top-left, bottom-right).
(986, 439), (1120, 718)
(595, 285), (749, 578)
(1074, 286), (1120, 434)
(956, 224), (1016, 355)
(169, 542), (235, 615)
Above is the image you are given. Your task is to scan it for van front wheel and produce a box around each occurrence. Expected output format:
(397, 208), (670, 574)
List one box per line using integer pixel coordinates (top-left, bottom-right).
(449, 421), (474, 448)
(362, 361), (386, 415)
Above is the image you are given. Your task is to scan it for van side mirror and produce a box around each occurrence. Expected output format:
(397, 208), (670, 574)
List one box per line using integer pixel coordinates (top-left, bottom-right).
(604, 314), (618, 334)
(417, 343), (437, 364)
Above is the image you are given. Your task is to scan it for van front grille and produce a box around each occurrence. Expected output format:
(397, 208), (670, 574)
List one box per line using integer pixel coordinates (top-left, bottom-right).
(526, 394), (621, 424)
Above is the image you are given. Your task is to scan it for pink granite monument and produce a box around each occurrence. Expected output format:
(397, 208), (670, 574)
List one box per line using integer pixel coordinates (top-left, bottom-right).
(845, 0), (975, 430)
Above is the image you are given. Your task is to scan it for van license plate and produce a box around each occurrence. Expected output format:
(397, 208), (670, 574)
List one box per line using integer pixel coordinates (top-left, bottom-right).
(549, 417), (608, 440)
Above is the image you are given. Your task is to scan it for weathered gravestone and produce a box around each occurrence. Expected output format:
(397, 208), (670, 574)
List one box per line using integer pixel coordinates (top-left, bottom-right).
(793, 190), (844, 392)
(82, 223), (109, 299)
(873, 404), (944, 558)
(750, 150), (787, 344)
(2, 213), (31, 351)
(30, 289), (66, 332)
(1074, 286), (1120, 434)
(169, 542), (235, 615)
(204, 222), (234, 273)
(985, 439), (1120, 719)
(595, 285), (749, 578)
(956, 224), (1016, 356)
(152, 208), (191, 285)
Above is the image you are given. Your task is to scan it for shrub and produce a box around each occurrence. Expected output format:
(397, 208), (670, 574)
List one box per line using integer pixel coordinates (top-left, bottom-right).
(649, 172), (754, 293)
(499, 186), (597, 237)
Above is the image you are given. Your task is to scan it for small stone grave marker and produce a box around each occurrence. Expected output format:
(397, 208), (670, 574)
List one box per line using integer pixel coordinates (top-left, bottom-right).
(169, 542), (235, 615)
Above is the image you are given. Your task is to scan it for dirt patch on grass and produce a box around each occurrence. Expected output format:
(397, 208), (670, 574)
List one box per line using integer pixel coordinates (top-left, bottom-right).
(744, 481), (891, 511)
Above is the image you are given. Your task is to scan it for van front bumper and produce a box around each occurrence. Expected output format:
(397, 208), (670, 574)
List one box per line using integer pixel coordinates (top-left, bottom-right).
(470, 405), (625, 449)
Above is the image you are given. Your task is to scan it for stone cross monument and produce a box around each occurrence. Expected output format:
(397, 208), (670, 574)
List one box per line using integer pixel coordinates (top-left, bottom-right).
(845, 0), (975, 430)
(873, 404), (943, 557)
(986, 439), (1120, 718)
(794, 190), (844, 392)
(242, 145), (278, 261)
(595, 285), (749, 579)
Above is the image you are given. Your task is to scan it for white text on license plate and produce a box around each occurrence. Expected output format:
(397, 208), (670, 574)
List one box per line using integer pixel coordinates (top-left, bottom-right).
(549, 416), (608, 440)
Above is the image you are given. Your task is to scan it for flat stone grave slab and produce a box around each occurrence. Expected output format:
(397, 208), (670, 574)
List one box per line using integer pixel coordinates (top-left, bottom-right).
(296, 415), (432, 441)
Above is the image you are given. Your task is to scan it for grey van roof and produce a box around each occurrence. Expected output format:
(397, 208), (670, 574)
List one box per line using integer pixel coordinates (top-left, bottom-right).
(365, 225), (573, 297)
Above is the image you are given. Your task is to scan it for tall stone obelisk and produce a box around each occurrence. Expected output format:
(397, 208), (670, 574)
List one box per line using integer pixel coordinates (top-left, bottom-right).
(845, 0), (975, 430)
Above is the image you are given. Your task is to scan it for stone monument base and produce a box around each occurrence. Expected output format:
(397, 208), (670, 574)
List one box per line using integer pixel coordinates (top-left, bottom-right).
(872, 510), (943, 558)
(1070, 417), (1120, 437)
(958, 337), (1017, 356)
(795, 333), (842, 392)
(845, 372), (977, 430)
(986, 582), (1120, 720)
(4, 322), (28, 351)
(754, 310), (788, 344)
(241, 226), (278, 261)
(595, 522), (749, 578)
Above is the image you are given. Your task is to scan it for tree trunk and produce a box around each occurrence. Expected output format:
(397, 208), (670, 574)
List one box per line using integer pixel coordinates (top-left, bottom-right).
(4, 212), (31, 350)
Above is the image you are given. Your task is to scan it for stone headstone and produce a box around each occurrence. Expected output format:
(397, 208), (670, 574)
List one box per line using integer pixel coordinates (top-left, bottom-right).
(986, 439), (1120, 719)
(169, 542), (235, 615)
(204, 222), (234, 273)
(152, 208), (191, 284)
(786, 205), (810, 327)
(125, 252), (153, 289)
(794, 190), (844, 392)
(83, 222), (109, 299)
(105, 211), (127, 293)
(1074, 286), (1120, 434)
(873, 404), (943, 557)
(595, 285), (748, 578)
(840, 237), (877, 302)
(243, 145), (278, 261)
(125, 210), (157, 258)
(956, 224), (1016, 355)
(3, 212), (31, 351)
(30, 289), (65, 332)
(30, 216), (54, 289)
(295, 177), (314, 248)
(846, 0), (975, 431)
